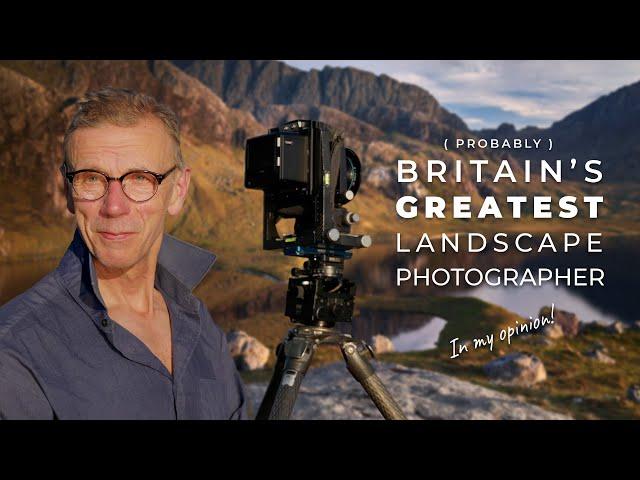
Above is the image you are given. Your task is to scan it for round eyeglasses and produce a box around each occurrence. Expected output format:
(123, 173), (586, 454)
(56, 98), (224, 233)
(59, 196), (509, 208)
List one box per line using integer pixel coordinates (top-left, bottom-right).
(63, 165), (178, 202)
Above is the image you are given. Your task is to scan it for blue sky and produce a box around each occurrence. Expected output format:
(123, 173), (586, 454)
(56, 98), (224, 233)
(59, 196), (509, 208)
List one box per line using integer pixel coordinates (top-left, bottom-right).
(282, 60), (640, 130)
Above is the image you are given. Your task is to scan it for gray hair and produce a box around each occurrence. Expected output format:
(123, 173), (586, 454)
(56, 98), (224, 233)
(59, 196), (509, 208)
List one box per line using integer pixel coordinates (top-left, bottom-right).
(63, 87), (185, 169)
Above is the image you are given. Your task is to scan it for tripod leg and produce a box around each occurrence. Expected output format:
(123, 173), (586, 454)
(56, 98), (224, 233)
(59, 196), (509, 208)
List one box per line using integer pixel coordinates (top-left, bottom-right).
(256, 334), (316, 420)
(341, 341), (407, 420)
(255, 341), (286, 420)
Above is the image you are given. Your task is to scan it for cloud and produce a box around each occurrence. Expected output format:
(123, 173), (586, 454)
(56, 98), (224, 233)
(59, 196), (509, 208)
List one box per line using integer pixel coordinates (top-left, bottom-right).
(282, 60), (640, 129)
(461, 116), (486, 128)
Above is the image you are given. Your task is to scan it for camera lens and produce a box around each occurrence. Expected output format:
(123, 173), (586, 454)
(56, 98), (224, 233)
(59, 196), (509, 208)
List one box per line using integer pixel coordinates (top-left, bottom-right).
(336, 148), (361, 205)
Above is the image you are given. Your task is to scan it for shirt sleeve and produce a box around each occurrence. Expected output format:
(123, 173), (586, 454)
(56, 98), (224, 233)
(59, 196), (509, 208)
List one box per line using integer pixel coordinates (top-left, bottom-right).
(0, 351), (54, 420)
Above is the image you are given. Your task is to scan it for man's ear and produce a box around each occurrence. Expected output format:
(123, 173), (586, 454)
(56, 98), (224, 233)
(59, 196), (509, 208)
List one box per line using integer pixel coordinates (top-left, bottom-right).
(65, 185), (76, 214)
(60, 163), (75, 214)
(167, 167), (191, 216)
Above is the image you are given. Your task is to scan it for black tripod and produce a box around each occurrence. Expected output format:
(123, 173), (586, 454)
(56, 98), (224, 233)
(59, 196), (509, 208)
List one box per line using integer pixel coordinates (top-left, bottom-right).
(256, 253), (407, 420)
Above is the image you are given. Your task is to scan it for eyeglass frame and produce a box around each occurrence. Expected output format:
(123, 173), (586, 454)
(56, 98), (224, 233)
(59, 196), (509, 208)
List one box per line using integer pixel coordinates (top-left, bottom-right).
(60, 162), (178, 203)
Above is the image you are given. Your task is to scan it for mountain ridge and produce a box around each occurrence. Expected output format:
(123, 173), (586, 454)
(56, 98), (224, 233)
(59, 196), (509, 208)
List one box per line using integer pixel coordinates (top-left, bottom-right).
(475, 79), (640, 181)
(172, 60), (470, 146)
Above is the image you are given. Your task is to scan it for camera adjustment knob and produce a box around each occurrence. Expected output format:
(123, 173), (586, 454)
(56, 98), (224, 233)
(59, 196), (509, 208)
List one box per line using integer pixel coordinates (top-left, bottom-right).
(345, 212), (360, 225)
(327, 228), (341, 242)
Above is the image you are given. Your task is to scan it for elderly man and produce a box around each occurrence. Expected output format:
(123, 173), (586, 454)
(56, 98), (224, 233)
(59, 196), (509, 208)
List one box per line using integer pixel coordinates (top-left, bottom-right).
(0, 87), (248, 419)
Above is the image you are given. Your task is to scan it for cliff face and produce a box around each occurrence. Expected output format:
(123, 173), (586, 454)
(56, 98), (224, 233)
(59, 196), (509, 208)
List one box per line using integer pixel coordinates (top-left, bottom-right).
(0, 65), (70, 220)
(173, 60), (470, 145)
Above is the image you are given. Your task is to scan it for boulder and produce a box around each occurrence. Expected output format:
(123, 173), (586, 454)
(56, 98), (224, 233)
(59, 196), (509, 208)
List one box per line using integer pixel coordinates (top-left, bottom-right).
(539, 306), (580, 337)
(628, 385), (640, 404)
(226, 330), (270, 371)
(584, 348), (616, 365)
(483, 352), (547, 387)
(371, 335), (395, 354)
(542, 323), (564, 340)
(608, 321), (627, 334)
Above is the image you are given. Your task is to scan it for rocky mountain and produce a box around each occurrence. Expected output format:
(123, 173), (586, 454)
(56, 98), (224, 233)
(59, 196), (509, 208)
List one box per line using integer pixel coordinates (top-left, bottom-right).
(172, 60), (470, 146)
(476, 80), (640, 182)
(172, 60), (551, 205)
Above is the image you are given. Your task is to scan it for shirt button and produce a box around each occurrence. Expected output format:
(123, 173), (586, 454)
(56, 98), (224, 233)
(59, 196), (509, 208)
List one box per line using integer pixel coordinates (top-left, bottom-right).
(101, 318), (109, 327)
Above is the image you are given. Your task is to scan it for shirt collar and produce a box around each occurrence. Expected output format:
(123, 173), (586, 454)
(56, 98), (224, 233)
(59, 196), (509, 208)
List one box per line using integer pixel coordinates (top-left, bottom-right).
(56, 228), (217, 311)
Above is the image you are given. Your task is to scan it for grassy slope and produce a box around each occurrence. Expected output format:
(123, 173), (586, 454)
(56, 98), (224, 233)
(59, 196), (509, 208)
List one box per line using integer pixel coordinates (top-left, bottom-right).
(363, 295), (640, 420)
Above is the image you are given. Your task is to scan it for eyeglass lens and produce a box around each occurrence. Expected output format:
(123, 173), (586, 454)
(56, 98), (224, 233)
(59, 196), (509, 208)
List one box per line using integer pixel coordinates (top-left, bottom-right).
(72, 171), (158, 202)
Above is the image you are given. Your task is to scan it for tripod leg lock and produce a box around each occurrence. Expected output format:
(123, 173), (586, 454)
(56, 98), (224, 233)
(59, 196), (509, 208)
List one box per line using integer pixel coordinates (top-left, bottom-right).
(278, 336), (316, 392)
(341, 341), (407, 420)
(342, 342), (375, 382)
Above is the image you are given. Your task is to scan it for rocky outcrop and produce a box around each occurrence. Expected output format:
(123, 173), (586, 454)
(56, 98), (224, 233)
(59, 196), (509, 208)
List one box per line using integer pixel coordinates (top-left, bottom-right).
(483, 352), (547, 387)
(371, 335), (394, 354)
(226, 330), (270, 371)
(584, 347), (616, 364)
(244, 361), (569, 419)
(608, 321), (627, 334)
(542, 323), (564, 340)
(540, 306), (581, 338)
(0, 65), (72, 221)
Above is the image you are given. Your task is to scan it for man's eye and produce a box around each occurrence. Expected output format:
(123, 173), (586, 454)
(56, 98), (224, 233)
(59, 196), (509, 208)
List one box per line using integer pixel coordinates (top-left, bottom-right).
(134, 174), (147, 182)
(87, 175), (100, 183)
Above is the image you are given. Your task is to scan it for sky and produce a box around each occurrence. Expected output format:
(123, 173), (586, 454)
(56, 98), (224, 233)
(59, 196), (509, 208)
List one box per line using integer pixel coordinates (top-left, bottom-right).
(282, 60), (640, 130)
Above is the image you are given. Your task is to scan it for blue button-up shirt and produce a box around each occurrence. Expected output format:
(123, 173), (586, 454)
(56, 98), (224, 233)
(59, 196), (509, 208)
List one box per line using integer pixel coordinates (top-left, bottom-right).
(0, 229), (248, 420)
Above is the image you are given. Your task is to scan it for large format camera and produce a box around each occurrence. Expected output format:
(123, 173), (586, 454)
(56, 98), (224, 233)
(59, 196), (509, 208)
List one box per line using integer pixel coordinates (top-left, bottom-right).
(245, 119), (370, 253)
(245, 120), (406, 420)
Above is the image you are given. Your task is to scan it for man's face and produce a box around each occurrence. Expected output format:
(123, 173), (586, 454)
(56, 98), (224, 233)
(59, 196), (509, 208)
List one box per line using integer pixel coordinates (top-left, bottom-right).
(68, 116), (191, 271)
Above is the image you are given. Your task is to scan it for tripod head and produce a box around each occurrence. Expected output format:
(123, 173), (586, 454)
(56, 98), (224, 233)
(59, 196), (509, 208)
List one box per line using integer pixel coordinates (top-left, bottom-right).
(284, 252), (355, 328)
(245, 120), (371, 328)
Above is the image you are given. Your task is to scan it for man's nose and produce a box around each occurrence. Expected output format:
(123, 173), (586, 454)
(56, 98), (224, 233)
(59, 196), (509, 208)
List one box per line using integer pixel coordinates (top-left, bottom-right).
(99, 180), (131, 217)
